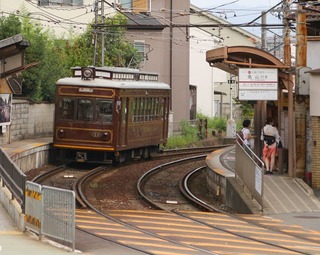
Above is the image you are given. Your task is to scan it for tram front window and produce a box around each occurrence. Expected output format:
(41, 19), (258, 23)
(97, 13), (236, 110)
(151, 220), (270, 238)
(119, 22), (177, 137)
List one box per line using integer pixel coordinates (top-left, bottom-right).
(59, 98), (75, 120)
(96, 99), (113, 122)
(77, 99), (93, 121)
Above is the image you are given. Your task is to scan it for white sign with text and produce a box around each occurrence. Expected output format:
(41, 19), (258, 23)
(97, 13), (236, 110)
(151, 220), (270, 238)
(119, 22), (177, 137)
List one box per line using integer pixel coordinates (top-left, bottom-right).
(239, 68), (278, 100)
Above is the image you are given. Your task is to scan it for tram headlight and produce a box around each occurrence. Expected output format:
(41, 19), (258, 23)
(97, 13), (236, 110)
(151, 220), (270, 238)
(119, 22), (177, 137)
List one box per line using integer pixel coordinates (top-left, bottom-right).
(81, 67), (95, 80)
(103, 132), (108, 141)
(58, 129), (64, 138)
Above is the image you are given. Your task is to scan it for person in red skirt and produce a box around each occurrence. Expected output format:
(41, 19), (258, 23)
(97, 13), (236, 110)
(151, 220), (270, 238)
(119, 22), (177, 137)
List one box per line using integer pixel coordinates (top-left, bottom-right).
(261, 118), (280, 174)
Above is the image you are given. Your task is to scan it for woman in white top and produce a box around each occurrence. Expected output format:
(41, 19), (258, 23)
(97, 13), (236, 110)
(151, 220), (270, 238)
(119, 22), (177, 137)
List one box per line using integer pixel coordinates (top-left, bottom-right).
(242, 119), (253, 148)
(261, 118), (280, 174)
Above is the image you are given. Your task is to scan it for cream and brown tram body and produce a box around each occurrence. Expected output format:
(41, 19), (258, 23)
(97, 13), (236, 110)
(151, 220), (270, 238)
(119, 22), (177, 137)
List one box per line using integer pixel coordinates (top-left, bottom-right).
(53, 67), (171, 163)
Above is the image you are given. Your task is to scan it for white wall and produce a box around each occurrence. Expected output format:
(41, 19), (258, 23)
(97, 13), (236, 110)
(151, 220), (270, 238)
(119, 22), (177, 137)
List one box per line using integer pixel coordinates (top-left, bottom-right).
(189, 28), (227, 117)
(0, 0), (97, 37)
(310, 75), (320, 116)
(308, 40), (320, 116)
(307, 41), (320, 69)
(189, 5), (260, 119)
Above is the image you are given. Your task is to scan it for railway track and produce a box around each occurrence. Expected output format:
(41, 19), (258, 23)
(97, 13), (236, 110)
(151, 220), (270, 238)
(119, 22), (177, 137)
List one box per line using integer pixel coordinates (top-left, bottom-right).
(136, 155), (320, 254)
(155, 145), (230, 159)
(75, 154), (320, 254)
(28, 147), (320, 254)
(137, 154), (208, 211)
(73, 160), (220, 255)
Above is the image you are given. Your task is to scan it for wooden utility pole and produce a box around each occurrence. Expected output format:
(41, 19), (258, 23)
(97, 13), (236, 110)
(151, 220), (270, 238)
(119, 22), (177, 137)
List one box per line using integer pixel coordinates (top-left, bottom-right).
(295, 4), (308, 178)
(283, 0), (295, 178)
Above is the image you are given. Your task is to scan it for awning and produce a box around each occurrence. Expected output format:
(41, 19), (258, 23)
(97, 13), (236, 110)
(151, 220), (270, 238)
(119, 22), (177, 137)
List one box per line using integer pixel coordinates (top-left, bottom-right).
(206, 46), (290, 89)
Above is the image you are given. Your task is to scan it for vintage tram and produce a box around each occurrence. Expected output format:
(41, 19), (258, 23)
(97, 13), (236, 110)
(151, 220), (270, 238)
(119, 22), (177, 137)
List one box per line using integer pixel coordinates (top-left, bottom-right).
(53, 66), (171, 163)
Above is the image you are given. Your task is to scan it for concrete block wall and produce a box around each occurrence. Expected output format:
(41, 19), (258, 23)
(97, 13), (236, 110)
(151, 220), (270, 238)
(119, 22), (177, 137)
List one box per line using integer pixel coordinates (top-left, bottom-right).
(28, 103), (54, 137)
(0, 181), (25, 231)
(0, 100), (54, 145)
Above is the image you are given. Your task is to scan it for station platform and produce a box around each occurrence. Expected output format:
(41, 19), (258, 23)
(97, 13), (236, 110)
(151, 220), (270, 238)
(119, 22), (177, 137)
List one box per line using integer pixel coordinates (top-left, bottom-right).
(1, 139), (320, 254)
(216, 145), (320, 235)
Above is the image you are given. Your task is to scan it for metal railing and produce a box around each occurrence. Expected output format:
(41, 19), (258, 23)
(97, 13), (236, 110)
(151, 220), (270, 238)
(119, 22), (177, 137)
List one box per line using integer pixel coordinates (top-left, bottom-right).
(25, 181), (75, 251)
(0, 148), (26, 211)
(235, 134), (265, 211)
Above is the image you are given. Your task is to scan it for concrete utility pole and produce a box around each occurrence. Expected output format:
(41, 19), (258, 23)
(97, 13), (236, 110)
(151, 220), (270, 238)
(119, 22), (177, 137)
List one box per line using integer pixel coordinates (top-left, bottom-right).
(254, 11), (268, 158)
(226, 75), (236, 138)
(261, 11), (267, 51)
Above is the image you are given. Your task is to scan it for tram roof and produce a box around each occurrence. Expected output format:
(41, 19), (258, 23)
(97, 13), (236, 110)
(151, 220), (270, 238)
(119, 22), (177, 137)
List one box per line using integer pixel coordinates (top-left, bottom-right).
(56, 77), (171, 90)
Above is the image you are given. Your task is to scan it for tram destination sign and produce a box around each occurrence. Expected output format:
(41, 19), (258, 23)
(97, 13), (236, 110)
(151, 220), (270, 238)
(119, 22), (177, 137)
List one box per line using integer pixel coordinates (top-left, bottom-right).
(238, 68), (278, 100)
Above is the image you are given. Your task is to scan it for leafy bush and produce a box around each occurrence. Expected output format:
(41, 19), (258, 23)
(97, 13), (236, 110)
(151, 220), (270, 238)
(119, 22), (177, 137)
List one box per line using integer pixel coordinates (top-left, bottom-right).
(162, 120), (199, 149)
(164, 134), (198, 149)
(180, 120), (198, 138)
(197, 113), (226, 131)
(211, 117), (226, 132)
(163, 116), (228, 149)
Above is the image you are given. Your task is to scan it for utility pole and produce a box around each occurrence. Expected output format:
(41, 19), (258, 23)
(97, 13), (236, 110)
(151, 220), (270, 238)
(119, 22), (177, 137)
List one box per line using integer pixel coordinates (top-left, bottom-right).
(254, 11), (267, 157)
(226, 75), (236, 138)
(169, 0), (173, 111)
(295, 3), (308, 179)
(93, 0), (98, 66)
(261, 11), (267, 51)
(283, 0), (295, 178)
(101, 0), (105, 66)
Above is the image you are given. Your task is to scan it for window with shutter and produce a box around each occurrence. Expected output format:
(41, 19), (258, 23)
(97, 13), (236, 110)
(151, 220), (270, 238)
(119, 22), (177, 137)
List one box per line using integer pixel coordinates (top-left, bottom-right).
(119, 0), (149, 12)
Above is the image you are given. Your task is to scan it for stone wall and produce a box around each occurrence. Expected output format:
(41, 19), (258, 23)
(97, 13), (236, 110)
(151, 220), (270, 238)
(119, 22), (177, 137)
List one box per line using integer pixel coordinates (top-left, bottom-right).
(0, 100), (54, 145)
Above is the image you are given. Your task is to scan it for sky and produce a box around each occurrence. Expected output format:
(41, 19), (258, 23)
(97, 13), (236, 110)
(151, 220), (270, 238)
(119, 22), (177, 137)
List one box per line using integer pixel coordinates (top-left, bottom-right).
(189, 0), (285, 36)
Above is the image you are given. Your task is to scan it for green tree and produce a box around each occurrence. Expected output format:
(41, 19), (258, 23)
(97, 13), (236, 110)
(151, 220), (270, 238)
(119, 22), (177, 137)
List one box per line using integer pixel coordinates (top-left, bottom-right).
(0, 12), (142, 102)
(103, 14), (141, 67)
(0, 15), (21, 40)
(20, 14), (61, 102)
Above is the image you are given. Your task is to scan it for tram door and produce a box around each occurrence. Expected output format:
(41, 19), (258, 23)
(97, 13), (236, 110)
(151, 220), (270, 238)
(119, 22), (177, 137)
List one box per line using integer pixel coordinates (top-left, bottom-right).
(119, 97), (128, 146)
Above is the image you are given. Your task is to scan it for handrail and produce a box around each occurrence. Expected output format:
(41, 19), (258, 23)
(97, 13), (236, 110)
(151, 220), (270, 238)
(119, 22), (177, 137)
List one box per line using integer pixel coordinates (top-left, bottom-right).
(0, 148), (26, 212)
(235, 133), (264, 211)
(236, 133), (264, 167)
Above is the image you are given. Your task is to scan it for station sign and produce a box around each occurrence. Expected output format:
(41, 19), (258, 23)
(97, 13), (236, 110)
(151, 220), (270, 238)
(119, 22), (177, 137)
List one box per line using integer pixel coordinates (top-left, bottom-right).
(238, 68), (278, 101)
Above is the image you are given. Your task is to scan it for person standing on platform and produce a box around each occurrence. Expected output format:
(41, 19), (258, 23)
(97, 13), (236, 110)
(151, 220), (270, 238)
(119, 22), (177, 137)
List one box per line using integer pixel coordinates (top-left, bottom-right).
(261, 118), (280, 174)
(242, 119), (253, 149)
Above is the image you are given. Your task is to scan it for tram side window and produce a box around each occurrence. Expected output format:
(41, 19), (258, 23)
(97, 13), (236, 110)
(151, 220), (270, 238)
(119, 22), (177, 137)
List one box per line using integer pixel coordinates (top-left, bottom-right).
(159, 98), (165, 119)
(59, 98), (75, 120)
(96, 99), (113, 122)
(77, 99), (93, 121)
(154, 98), (160, 120)
(131, 97), (165, 122)
(130, 99), (136, 122)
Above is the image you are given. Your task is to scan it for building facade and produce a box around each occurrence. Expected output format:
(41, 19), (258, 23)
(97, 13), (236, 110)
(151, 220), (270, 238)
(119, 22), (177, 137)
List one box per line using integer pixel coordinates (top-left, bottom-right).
(189, 5), (260, 119)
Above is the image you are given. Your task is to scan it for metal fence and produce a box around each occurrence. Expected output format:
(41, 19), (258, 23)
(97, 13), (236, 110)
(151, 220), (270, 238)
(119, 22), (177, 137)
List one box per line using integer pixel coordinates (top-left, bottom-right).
(25, 181), (75, 251)
(0, 148), (26, 210)
(25, 182), (42, 234)
(235, 134), (265, 211)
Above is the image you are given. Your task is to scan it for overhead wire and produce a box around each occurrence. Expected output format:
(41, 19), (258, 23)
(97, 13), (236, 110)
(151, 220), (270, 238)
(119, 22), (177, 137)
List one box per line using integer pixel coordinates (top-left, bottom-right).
(11, 0), (284, 48)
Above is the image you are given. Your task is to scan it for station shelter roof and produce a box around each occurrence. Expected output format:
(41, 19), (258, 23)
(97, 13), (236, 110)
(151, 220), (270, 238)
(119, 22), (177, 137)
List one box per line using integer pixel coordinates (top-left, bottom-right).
(206, 46), (290, 90)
